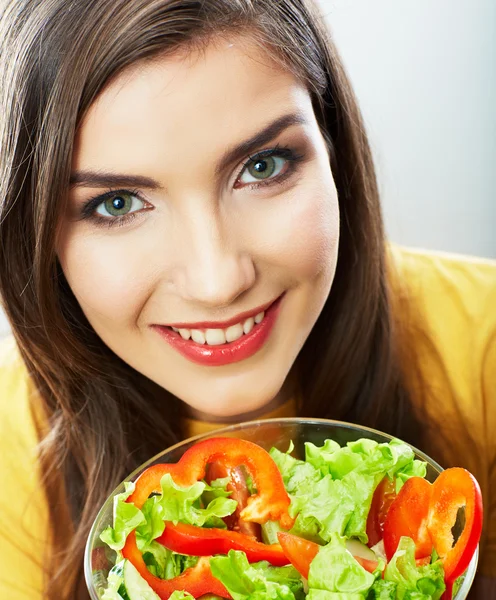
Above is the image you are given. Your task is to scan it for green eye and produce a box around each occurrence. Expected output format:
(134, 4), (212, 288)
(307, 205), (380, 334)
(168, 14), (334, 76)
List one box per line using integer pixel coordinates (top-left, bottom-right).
(240, 155), (286, 184)
(96, 193), (144, 217)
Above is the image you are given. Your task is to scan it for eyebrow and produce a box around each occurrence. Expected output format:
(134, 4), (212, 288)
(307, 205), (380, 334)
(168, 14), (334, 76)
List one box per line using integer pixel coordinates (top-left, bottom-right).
(69, 112), (308, 189)
(69, 171), (161, 190)
(215, 112), (308, 175)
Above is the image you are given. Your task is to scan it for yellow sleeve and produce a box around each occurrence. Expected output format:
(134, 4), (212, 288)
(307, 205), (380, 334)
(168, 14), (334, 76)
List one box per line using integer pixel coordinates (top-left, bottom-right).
(0, 337), (48, 599)
(391, 246), (496, 577)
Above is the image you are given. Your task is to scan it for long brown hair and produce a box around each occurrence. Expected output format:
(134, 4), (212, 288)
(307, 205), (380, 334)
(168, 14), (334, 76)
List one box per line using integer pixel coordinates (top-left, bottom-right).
(0, 0), (421, 597)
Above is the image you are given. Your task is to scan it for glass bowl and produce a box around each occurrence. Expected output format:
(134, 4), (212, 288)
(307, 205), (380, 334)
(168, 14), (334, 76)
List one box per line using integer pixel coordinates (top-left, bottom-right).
(84, 418), (479, 599)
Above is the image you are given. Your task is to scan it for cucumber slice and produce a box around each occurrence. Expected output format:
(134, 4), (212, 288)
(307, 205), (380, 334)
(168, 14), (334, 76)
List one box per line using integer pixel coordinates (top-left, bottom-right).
(261, 520), (282, 545)
(345, 539), (378, 562)
(101, 562), (126, 600)
(119, 560), (161, 600)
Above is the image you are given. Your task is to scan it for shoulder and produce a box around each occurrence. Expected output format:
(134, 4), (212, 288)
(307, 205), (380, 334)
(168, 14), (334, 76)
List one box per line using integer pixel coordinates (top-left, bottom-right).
(0, 336), (49, 598)
(0, 335), (37, 445)
(0, 333), (44, 486)
(388, 244), (496, 439)
(388, 245), (496, 373)
(389, 244), (496, 317)
(0, 335), (30, 394)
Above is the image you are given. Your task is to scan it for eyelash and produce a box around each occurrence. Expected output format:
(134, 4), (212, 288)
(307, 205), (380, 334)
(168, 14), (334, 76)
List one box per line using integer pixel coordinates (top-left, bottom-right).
(235, 145), (304, 190)
(80, 145), (305, 228)
(79, 188), (146, 229)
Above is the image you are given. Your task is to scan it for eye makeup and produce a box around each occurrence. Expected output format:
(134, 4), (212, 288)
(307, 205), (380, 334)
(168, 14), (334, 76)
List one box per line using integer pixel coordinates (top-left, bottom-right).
(76, 142), (307, 228)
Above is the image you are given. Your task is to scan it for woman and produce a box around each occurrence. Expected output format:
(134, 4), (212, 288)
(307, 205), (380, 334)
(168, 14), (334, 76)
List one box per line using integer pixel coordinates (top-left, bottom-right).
(0, 0), (494, 598)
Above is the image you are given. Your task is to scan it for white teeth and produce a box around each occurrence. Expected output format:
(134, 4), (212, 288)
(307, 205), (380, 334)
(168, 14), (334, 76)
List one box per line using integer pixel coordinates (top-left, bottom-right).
(225, 323), (244, 343)
(170, 309), (266, 346)
(191, 329), (206, 344)
(205, 328), (226, 345)
(243, 317), (254, 335)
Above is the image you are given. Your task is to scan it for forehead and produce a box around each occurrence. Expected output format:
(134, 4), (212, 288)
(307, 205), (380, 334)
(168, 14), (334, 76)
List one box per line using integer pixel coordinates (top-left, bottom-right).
(73, 37), (314, 174)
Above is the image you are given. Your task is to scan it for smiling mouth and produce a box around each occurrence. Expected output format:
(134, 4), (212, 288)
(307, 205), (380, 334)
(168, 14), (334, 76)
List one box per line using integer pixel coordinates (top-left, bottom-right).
(166, 309), (267, 346)
(152, 295), (283, 366)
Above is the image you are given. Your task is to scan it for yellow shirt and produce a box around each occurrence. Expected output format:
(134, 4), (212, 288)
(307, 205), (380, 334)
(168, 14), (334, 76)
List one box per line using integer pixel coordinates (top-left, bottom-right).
(0, 246), (495, 599)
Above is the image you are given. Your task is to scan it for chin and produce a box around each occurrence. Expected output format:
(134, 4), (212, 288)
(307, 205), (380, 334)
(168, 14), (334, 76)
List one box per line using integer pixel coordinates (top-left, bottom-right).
(176, 374), (287, 420)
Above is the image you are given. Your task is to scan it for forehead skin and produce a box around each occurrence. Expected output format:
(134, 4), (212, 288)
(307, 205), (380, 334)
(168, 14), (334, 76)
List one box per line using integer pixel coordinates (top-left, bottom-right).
(72, 37), (312, 190)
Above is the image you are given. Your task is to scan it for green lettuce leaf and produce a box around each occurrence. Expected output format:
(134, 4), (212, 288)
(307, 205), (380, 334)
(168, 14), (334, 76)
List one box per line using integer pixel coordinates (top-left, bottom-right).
(307, 592), (364, 600)
(136, 473), (237, 547)
(394, 461), (427, 493)
(288, 472), (378, 542)
(136, 495), (169, 549)
(168, 593), (195, 600)
(383, 537), (446, 600)
(202, 477), (233, 502)
(270, 446), (322, 496)
(141, 540), (198, 580)
(155, 473), (237, 525)
(271, 439), (427, 544)
(307, 534), (377, 597)
(100, 482), (146, 552)
(100, 475), (237, 558)
(209, 550), (305, 600)
(366, 579), (397, 599)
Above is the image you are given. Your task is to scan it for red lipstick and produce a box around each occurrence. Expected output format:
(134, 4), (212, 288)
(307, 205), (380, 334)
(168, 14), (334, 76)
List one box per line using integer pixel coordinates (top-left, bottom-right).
(152, 295), (283, 367)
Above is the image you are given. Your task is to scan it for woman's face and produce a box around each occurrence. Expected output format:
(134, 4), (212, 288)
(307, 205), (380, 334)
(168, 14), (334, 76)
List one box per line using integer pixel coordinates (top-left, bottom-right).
(58, 37), (339, 419)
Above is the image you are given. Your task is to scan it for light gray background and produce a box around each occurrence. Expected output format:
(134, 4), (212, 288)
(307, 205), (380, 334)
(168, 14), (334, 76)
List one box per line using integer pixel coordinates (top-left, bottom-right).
(1, 0), (494, 337)
(320, 0), (496, 258)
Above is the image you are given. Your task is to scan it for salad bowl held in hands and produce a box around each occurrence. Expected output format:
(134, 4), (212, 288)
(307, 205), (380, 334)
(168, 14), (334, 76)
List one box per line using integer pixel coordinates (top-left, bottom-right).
(84, 418), (481, 600)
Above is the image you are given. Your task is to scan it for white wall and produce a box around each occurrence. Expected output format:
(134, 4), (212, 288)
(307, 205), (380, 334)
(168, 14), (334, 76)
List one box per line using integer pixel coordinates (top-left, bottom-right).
(1, 0), (494, 338)
(319, 0), (496, 258)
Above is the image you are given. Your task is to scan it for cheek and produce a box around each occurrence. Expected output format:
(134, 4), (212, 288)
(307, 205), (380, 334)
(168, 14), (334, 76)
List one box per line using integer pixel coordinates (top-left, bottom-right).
(57, 230), (152, 326)
(242, 177), (339, 283)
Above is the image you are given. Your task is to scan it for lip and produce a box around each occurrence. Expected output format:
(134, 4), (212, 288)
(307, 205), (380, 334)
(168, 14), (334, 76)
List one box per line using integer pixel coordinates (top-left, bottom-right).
(165, 298), (275, 330)
(152, 294), (283, 367)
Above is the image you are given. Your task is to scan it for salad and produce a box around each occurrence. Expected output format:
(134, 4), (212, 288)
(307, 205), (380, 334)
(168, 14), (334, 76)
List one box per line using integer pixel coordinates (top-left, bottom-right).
(93, 436), (483, 600)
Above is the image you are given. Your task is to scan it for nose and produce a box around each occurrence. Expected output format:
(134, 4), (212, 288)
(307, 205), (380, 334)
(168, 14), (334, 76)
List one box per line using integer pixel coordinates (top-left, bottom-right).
(175, 212), (256, 309)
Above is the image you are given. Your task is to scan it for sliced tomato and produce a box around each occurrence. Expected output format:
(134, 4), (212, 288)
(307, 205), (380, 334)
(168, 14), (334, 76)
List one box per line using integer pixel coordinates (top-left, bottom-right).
(207, 461), (261, 539)
(366, 476), (397, 547)
(354, 555), (380, 573)
(383, 476), (433, 561)
(277, 532), (379, 579)
(427, 468), (483, 583)
(277, 532), (319, 579)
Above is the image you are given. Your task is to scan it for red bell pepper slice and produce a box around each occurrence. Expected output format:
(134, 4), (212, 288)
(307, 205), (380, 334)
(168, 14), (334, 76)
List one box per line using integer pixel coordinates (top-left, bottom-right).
(427, 468), (483, 583)
(366, 476), (397, 547)
(127, 437), (294, 529)
(157, 521), (290, 566)
(383, 467), (483, 596)
(383, 476), (433, 561)
(122, 531), (231, 599)
(122, 437), (294, 598)
(277, 532), (379, 579)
